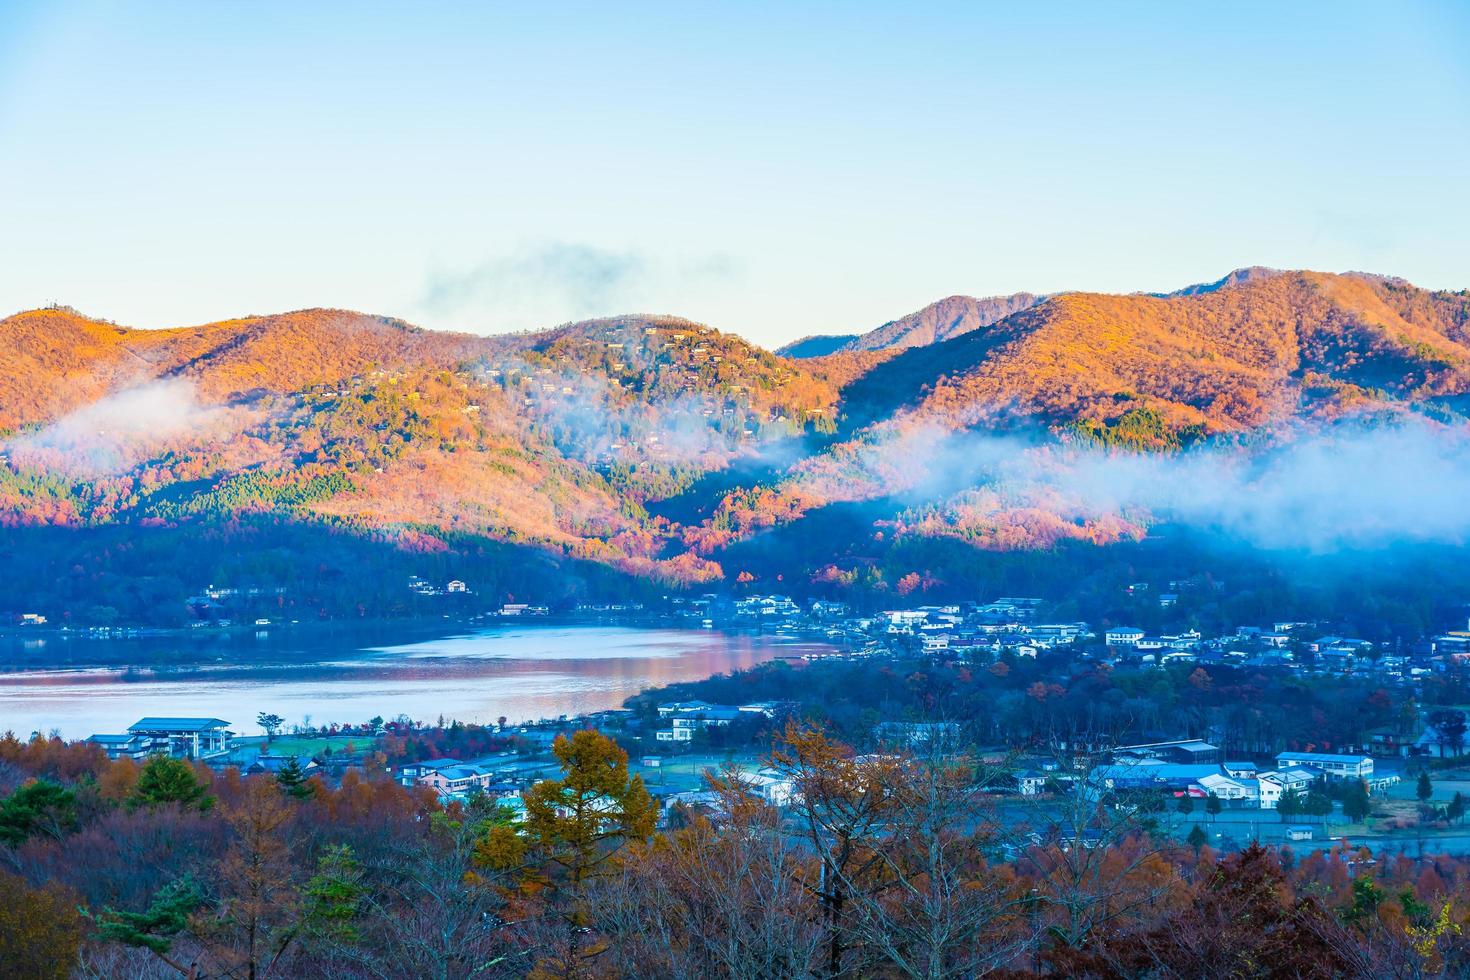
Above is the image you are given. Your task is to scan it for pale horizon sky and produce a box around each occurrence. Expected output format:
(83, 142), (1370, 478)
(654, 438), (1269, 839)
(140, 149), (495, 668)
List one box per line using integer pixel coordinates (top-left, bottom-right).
(1, 1), (1467, 347)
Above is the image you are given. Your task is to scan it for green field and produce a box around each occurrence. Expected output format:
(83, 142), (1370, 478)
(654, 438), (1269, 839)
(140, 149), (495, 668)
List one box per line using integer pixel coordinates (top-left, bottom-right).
(230, 734), (372, 760)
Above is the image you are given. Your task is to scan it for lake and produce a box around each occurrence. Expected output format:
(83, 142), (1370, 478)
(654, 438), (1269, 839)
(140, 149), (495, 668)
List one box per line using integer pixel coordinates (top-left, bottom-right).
(0, 624), (832, 740)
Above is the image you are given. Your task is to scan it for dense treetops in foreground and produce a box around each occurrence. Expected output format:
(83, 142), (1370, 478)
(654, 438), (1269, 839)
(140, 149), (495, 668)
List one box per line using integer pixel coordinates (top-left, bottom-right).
(1, 269), (1468, 622)
(7, 720), (1470, 978)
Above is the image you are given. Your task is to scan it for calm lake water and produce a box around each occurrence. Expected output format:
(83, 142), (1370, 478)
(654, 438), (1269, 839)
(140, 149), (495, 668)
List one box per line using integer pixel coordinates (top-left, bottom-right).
(0, 624), (831, 739)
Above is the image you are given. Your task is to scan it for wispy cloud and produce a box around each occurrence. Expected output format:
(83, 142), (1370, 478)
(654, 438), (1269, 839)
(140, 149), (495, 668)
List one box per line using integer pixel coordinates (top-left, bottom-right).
(415, 241), (740, 333)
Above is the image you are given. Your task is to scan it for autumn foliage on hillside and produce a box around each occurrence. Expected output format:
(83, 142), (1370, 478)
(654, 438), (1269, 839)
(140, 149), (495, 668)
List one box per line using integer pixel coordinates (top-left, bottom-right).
(3, 270), (1470, 603)
(0, 306), (493, 432)
(850, 271), (1470, 435)
(681, 271), (1470, 553)
(0, 308), (844, 591)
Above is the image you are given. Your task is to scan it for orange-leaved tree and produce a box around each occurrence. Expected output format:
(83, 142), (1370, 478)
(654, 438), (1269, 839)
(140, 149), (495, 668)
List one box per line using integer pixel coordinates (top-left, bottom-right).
(477, 728), (656, 980)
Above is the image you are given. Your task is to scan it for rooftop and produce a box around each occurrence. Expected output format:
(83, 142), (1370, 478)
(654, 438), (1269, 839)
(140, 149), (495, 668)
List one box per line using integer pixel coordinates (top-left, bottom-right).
(127, 717), (232, 733)
(1275, 751), (1371, 764)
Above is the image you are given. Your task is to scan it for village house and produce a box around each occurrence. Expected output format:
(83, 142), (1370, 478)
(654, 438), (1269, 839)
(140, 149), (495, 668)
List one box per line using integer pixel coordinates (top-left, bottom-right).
(1016, 771), (1049, 796)
(884, 609), (929, 634)
(394, 757), (514, 800)
(921, 632), (951, 653)
(418, 762), (498, 798)
(1257, 766), (1320, 806)
(808, 599), (849, 620)
(735, 595), (800, 618)
(1028, 623), (1088, 644)
(1195, 772), (1255, 802)
(395, 757), (466, 786)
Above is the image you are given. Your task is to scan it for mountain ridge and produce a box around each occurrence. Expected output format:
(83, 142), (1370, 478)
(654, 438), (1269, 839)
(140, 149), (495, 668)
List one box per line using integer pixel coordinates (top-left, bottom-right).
(779, 291), (1044, 358)
(4, 267), (1469, 620)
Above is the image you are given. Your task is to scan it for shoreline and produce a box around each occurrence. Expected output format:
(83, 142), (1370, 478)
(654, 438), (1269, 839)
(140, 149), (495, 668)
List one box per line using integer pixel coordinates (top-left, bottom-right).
(0, 620), (836, 740)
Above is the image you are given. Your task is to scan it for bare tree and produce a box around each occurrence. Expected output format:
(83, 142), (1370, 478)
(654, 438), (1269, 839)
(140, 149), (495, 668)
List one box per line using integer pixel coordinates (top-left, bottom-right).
(314, 809), (518, 980)
(832, 750), (1033, 978)
(773, 724), (1036, 978)
(1008, 742), (1184, 963)
(593, 771), (824, 979)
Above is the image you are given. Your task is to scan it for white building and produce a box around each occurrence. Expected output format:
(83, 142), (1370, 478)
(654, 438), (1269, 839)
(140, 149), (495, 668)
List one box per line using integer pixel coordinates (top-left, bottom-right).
(1105, 627), (1145, 647)
(1196, 772), (1253, 802)
(656, 705), (743, 741)
(744, 767), (797, 807)
(89, 717), (234, 759)
(1274, 752), (1374, 781)
(1017, 771), (1048, 796)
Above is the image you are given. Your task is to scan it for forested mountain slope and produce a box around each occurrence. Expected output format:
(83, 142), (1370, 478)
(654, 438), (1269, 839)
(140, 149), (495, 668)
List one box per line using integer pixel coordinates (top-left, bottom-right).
(2, 268), (1468, 620)
(0, 307), (490, 430)
(834, 270), (1470, 438)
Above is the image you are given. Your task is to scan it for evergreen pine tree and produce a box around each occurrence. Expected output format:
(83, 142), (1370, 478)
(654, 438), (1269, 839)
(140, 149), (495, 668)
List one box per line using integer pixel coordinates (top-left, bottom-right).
(275, 756), (314, 800)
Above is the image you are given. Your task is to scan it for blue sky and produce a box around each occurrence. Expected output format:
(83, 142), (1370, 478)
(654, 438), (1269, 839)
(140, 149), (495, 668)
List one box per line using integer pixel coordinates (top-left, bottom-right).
(1, 1), (1466, 346)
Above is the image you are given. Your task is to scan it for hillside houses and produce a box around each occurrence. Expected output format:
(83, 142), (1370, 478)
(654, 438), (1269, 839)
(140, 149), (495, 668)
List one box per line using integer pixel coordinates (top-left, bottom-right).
(735, 595), (801, 619)
(696, 593), (1091, 660)
(544, 589), (1470, 699)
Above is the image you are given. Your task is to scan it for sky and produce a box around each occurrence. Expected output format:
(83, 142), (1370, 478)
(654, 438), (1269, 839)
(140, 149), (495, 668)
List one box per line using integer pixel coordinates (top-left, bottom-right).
(0, 1), (1467, 348)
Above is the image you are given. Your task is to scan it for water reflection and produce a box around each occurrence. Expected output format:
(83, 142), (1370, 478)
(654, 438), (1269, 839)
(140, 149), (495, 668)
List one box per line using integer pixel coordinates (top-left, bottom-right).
(0, 626), (829, 739)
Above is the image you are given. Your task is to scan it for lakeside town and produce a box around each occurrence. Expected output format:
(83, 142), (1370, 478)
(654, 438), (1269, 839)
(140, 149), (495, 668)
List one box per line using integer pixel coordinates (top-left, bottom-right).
(52, 584), (1470, 860)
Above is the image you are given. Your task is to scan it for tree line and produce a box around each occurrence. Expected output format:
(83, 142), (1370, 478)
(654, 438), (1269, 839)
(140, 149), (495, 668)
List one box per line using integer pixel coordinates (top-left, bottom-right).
(6, 725), (1470, 977)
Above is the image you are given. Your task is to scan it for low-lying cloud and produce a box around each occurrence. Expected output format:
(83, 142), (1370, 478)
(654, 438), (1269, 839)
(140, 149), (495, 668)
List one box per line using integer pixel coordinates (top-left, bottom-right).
(1032, 423), (1470, 551)
(794, 418), (1470, 553)
(6, 378), (225, 475)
